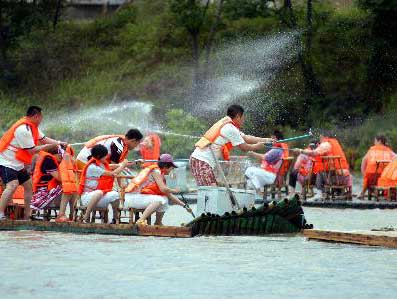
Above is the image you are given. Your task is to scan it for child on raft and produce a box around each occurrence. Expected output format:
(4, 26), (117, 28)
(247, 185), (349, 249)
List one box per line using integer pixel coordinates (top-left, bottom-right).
(78, 144), (127, 223)
(123, 154), (192, 226)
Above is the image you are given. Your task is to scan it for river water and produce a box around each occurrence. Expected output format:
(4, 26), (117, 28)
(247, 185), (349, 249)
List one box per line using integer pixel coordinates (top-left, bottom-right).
(1, 205), (397, 299)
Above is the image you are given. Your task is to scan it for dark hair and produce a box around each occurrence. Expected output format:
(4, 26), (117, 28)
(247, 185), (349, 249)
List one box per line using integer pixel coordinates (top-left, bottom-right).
(375, 134), (387, 146)
(26, 106), (42, 117)
(89, 144), (108, 160)
(273, 130), (284, 141)
(158, 161), (174, 169)
(227, 104), (244, 119)
(125, 128), (143, 141)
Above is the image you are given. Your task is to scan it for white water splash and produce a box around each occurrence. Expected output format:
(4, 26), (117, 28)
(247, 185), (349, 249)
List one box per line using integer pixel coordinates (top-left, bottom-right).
(42, 100), (199, 142)
(192, 32), (298, 114)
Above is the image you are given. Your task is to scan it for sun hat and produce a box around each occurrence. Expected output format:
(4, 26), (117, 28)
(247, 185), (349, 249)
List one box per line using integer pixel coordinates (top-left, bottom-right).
(159, 153), (178, 168)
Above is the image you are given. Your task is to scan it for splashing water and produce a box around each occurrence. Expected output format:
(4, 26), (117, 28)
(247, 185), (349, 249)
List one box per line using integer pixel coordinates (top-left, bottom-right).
(42, 100), (199, 143)
(190, 32), (299, 117)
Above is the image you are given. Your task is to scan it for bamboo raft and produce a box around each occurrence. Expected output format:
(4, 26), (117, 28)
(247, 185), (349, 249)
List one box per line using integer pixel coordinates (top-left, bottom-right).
(0, 195), (310, 237)
(304, 229), (397, 248)
(302, 199), (397, 209)
(0, 220), (192, 238)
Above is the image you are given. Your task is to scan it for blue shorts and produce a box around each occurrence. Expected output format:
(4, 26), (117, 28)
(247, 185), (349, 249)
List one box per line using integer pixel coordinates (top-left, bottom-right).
(0, 165), (30, 185)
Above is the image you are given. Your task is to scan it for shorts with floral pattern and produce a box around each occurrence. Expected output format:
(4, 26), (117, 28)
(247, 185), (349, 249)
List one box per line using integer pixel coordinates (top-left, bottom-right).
(189, 157), (217, 186)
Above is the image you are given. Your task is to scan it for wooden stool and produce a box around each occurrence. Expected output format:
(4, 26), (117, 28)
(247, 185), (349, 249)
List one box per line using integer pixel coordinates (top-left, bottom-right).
(73, 197), (109, 223)
(321, 156), (351, 200)
(373, 186), (397, 201)
(263, 157), (294, 200)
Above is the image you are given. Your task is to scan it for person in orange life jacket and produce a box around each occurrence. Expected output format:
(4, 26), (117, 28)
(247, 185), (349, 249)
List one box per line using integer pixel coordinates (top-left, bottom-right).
(139, 133), (161, 168)
(293, 134), (352, 201)
(245, 148), (284, 192)
(358, 134), (395, 199)
(75, 128), (143, 169)
(124, 154), (193, 226)
(0, 106), (67, 221)
(30, 145), (78, 222)
(288, 141), (318, 196)
(190, 104), (274, 186)
(244, 130), (286, 192)
(79, 144), (128, 223)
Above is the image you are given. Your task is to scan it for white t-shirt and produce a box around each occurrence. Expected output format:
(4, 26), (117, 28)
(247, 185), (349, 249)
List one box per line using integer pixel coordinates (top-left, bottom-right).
(82, 163), (106, 193)
(77, 137), (125, 164)
(191, 123), (245, 168)
(0, 124), (45, 171)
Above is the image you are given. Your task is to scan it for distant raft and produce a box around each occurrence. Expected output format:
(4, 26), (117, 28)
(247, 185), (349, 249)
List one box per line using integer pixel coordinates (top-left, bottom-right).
(187, 194), (313, 236)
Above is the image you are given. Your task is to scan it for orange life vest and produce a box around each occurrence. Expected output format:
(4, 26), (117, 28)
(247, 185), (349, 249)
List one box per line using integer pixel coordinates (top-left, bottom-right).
(312, 138), (349, 174)
(298, 151), (313, 177)
(195, 116), (240, 160)
(277, 142), (289, 175)
(378, 158), (397, 187)
(261, 160), (279, 175)
(365, 145), (395, 174)
(140, 134), (161, 168)
(59, 146), (78, 194)
(125, 164), (160, 193)
(78, 158), (114, 194)
(85, 135), (128, 163)
(0, 117), (40, 164)
(32, 151), (59, 193)
(141, 170), (167, 196)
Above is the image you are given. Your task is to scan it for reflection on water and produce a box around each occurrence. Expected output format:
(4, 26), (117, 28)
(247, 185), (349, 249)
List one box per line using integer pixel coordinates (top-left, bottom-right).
(1, 206), (397, 298)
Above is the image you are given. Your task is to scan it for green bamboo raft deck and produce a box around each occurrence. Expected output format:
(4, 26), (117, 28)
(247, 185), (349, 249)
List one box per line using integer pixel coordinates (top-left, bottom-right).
(0, 195), (310, 237)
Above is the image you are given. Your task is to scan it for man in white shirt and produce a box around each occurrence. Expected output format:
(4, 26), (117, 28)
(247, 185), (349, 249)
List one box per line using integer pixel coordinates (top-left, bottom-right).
(0, 106), (65, 220)
(75, 129), (143, 169)
(190, 104), (273, 186)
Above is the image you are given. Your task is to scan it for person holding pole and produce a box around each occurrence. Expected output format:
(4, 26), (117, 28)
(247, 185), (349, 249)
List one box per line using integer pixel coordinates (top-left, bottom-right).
(0, 106), (66, 220)
(190, 104), (273, 187)
(75, 129), (143, 170)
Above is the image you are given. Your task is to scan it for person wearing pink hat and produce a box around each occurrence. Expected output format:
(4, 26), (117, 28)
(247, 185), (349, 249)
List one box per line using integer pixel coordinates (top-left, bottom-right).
(123, 153), (192, 225)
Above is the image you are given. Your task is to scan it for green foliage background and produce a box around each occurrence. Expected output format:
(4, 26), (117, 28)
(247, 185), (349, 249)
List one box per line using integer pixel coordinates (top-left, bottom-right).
(0, 0), (396, 167)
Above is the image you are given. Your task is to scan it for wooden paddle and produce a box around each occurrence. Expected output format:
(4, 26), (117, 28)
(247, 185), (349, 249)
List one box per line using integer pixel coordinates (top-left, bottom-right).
(209, 145), (240, 209)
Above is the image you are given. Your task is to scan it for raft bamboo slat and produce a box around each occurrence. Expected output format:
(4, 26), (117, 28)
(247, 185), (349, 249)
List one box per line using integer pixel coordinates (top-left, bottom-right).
(303, 229), (397, 248)
(302, 199), (397, 209)
(0, 220), (192, 238)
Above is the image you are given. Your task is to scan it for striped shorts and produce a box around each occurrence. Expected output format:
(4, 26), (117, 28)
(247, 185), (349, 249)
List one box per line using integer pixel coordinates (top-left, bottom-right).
(189, 157), (217, 186)
(31, 185), (63, 210)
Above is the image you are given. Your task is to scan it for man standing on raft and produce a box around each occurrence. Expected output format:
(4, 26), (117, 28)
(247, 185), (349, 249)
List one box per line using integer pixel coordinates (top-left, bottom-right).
(0, 106), (66, 220)
(190, 104), (274, 186)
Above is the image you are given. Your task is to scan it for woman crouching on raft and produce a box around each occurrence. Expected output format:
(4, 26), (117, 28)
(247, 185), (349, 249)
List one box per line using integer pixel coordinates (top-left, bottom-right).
(79, 144), (127, 223)
(123, 154), (192, 226)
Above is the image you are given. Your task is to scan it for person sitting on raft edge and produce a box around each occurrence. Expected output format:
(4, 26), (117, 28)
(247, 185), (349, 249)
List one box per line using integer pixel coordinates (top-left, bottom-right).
(190, 104), (274, 187)
(78, 144), (128, 224)
(244, 130), (288, 193)
(123, 154), (193, 226)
